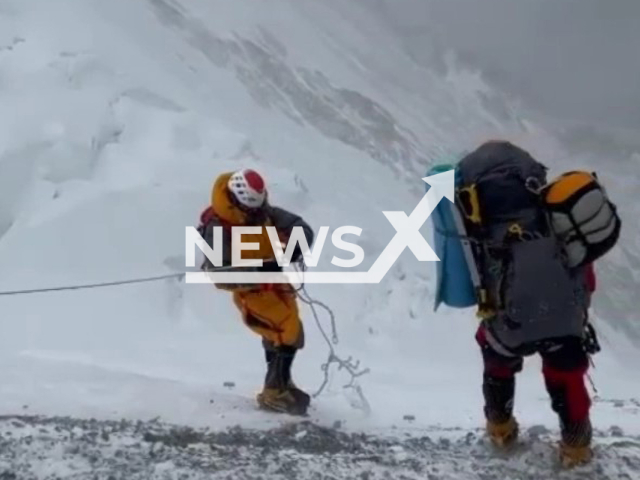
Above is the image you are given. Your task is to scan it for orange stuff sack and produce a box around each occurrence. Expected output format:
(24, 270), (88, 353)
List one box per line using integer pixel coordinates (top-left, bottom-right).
(542, 171), (620, 268)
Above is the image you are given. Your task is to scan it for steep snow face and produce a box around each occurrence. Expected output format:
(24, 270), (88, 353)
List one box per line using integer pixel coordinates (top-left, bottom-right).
(0, 0), (639, 451)
(366, 0), (640, 134)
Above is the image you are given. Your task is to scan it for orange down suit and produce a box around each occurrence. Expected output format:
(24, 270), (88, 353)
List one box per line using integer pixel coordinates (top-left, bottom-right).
(202, 172), (313, 348)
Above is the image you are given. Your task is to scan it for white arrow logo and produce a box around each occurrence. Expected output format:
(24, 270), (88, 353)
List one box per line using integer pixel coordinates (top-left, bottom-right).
(186, 170), (455, 284)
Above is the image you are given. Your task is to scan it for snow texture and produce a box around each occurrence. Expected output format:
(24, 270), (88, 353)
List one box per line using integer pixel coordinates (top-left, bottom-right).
(1, 416), (640, 480)
(0, 0), (639, 478)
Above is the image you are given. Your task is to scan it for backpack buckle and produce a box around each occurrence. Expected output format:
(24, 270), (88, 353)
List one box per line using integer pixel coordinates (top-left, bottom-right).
(456, 184), (482, 225)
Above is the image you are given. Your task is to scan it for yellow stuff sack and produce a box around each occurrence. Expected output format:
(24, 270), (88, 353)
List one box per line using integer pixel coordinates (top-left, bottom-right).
(541, 171), (620, 268)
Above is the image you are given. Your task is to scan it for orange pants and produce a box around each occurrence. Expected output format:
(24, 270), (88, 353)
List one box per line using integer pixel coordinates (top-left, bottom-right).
(233, 285), (304, 348)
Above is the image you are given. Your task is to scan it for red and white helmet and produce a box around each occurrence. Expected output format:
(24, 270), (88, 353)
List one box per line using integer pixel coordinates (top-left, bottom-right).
(227, 169), (267, 209)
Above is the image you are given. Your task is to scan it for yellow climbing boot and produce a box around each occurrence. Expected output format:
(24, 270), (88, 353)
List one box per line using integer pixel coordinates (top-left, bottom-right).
(257, 387), (307, 415)
(486, 416), (519, 448)
(559, 441), (593, 468)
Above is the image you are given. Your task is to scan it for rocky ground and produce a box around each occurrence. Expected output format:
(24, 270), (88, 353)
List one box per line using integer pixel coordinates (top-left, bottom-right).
(0, 415), (638, 479)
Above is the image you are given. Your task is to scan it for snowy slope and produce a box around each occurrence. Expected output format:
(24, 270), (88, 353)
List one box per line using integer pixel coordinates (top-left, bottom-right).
(0, 0), (639, 478)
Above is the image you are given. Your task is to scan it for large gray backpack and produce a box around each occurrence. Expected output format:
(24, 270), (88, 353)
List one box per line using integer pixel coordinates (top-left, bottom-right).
(455, 141), (589, 353)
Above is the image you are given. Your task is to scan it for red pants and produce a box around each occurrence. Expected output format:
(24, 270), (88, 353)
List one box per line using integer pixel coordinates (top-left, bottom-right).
(476, 324), (591, 425)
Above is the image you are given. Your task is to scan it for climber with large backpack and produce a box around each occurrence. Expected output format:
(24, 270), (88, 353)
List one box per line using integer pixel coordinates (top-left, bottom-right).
(429, 141), (620, 468)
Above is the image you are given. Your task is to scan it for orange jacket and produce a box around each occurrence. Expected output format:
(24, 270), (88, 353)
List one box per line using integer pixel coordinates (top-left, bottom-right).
(199, 172), (313, 291)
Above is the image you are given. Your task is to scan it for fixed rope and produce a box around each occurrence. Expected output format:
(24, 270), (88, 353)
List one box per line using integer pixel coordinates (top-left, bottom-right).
(292, 263), (371, 413)
(0, 272), (184, 296)
(0, 260), (372, 411)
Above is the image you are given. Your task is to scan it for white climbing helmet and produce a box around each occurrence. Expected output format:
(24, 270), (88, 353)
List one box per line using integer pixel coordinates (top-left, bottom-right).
(227, 169), (267, 209)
